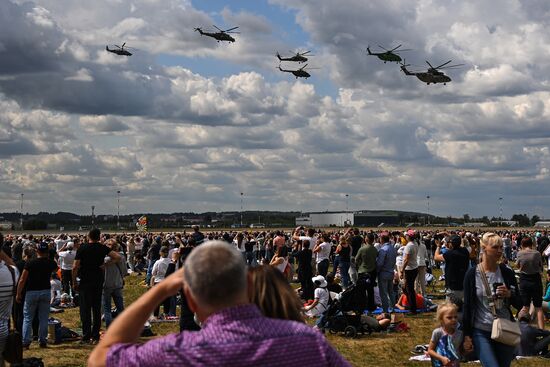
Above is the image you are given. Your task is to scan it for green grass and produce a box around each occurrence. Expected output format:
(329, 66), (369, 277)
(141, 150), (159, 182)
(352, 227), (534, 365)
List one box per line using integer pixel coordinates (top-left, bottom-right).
(24, 271), (547, 367)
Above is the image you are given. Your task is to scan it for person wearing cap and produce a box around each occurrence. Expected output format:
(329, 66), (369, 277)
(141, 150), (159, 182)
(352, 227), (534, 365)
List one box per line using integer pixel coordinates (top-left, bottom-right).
(434, 234), (469, 302)
(400, 229), (419, 314)
(89, 241), (351, 367)
(16, 241), (58, 348)
(305, 275), (330, 318)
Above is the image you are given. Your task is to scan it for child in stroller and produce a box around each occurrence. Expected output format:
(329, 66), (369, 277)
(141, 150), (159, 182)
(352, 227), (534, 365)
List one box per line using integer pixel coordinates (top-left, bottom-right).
(316, 281), (381, 338)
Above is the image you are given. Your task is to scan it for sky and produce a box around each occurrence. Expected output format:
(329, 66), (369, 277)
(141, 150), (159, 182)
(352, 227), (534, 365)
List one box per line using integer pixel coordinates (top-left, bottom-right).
(0, 0), (549, 218)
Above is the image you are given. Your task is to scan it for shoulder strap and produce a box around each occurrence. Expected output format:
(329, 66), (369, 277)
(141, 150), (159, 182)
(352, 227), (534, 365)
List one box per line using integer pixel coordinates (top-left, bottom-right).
(5, 263), (16, 295)
(477, 264), (497, 317)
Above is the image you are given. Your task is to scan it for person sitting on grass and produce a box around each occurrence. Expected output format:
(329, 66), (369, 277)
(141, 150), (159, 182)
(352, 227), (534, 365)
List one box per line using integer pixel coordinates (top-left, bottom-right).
(427, 302), (463, 367)
(360, 313), (391, 332)
(395, 286), (435, 310)
(518, 309), (550, 358)
(88, 241), (351, 367)
(304, 275), (331, 318)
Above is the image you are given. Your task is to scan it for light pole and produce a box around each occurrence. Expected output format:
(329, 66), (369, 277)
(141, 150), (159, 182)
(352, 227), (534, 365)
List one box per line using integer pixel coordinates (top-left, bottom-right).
(499, 197), (503, 221)
(91, 205), (95, 227)
(20, 193), (24, 229)
(117, 190), (121, 230)
(345, 194), (349, 224)
(240, 192), (243, 227)
(426, 195), (430, 225)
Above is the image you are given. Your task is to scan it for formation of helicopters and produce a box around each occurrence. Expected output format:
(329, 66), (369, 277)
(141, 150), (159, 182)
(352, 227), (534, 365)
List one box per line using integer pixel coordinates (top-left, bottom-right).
(367, 44), (464, 85)
(105, 26), (464, 84)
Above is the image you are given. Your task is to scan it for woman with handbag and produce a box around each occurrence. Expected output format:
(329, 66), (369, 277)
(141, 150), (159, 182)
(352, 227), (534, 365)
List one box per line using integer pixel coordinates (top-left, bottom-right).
(462, 233), (522, 367)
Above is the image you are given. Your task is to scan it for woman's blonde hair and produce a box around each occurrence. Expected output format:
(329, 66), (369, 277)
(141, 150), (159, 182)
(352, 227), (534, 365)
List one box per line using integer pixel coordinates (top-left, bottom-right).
(480, 232), (502, 251)
(248, 265), (305, 323)
(436, 302), (458, 324)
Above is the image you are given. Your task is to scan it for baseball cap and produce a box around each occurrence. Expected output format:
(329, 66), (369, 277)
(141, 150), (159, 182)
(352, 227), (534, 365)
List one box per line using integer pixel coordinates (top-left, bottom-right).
(37, 242), (49, 252)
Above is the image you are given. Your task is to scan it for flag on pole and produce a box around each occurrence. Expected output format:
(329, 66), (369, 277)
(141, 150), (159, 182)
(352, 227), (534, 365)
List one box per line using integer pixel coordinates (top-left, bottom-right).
(136, 215), (147, 232)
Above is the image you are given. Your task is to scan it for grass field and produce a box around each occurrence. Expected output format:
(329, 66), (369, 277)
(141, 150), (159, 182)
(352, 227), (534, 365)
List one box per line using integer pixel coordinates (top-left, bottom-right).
(22, 270), (548, 367)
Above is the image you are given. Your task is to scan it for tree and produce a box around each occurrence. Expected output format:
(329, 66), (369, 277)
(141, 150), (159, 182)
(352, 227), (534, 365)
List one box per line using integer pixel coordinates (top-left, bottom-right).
(531, 215), (540, 226)
(511, 214), (530, 226)
(463, 214), (470, 223)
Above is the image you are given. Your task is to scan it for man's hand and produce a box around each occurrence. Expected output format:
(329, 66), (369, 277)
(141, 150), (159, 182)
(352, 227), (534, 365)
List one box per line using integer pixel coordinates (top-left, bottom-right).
(16, 294), (22, 304)
(157, 267), (184, 297)
(463, 336), (473, 352)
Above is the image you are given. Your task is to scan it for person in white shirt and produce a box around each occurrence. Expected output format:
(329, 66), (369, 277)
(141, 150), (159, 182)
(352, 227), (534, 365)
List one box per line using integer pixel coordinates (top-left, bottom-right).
(54, 234), (68, 252)
(415, 238), (428, 297)
(400, 229), (419, 314)
(50, 274), (62, 306)
(313, 233), (331, 277)
(150, 247), (173, 319)
(58, 241), (77, 295)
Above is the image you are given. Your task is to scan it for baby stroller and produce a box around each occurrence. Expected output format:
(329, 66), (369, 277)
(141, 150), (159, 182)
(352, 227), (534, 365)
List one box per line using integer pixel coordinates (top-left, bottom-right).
(320, 283), (372, 338)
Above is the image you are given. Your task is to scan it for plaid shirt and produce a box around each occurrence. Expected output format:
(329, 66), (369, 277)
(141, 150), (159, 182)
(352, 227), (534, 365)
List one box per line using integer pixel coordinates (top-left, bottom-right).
(107, 304), (350, 367)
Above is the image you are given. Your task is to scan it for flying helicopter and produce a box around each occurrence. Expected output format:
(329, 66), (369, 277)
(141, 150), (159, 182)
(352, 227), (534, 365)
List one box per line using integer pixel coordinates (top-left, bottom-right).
(400, 59), (464, 85)
(194, 25), (239, 43)
(277, 63), (318, 79)
(276, 50), (313, 63)
(367, 44), (410, 63)
(105, 42), (133, 56)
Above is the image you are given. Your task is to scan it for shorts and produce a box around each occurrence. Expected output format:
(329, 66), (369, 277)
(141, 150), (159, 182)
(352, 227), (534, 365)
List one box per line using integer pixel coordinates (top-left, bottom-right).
(519, 274), (543, 308)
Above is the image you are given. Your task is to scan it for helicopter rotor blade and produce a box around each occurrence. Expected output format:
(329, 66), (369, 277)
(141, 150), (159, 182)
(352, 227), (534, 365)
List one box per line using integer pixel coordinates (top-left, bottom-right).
(225, 26), (239, 32)
(438, 63), (465, 69)
(434, 60), (452, 69)
(377, 44), (390, 52)
(121, 42), (126, 48)
(300, 50), (311, 56)
(390, 44), (402, 52)
(213, 25), (223, 32)
(114, 45), (121, 49)
(426, 60), (435, 69)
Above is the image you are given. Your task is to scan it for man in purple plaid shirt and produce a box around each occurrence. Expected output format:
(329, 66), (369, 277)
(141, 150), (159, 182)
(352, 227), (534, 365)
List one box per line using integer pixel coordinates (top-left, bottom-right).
(89, 241), (350, 367)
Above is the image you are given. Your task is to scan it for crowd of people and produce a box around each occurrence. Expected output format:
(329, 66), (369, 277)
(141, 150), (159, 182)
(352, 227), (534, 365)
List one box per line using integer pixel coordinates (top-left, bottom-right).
(0, 226), (548, 366)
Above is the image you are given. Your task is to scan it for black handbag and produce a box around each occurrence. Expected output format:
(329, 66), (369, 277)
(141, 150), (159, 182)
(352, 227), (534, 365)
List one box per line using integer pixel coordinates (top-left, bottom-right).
(3, 264), (23, 364)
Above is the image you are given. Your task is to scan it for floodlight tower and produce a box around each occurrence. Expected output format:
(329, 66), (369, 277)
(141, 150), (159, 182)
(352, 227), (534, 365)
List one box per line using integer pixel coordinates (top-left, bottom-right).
(426, 195), (430, 225)
(117, 190), (121, 230)
(240, 192), (244, 227)
(91, 205), (95, 227)
(20, 193), (24, 229)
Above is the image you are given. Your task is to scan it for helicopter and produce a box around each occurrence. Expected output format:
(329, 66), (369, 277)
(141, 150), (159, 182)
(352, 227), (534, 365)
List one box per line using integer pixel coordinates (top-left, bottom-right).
(277, 63), (318, 79)
(400, 59), (464, 85)
(194, 25), (239, 43)
(276, 50), (312, 63)
(367, 44), (410, 63)
(105, 42), (133, 56)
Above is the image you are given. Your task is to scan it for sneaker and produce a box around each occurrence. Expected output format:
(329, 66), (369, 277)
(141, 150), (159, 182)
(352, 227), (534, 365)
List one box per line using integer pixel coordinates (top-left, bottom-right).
(79, 338), (91, 345)
(39, 342), (47, 348)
